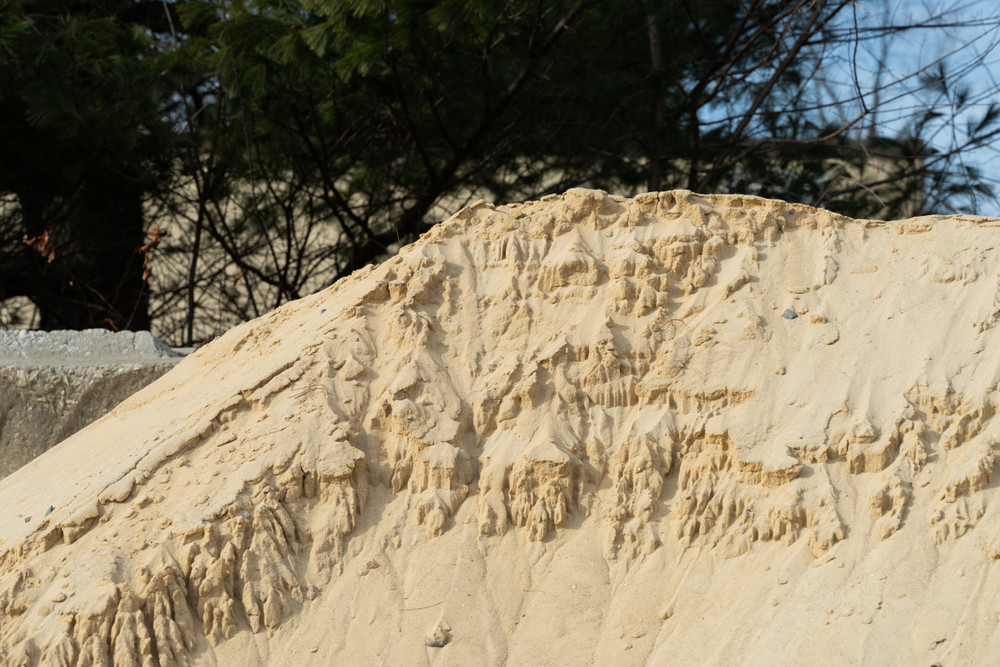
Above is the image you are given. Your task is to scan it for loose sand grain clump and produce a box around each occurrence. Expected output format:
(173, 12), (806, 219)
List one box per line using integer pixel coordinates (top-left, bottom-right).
(4, 189), (1000, 664)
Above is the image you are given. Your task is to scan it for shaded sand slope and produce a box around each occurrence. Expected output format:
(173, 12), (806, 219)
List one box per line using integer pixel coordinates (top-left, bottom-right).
(4, 189), (1000, 664)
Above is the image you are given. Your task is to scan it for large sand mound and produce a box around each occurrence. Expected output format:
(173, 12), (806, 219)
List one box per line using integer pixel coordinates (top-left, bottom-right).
(3, 189), (1000, 664)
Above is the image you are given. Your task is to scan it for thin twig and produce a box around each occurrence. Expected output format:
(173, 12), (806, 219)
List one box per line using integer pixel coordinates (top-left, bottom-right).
(401, 601), (443, 612)
(292, 384), (331, 398)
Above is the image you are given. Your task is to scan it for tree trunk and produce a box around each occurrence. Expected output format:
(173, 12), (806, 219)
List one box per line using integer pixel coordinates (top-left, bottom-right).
(647, 14), (664, 192)
(16, 173), (149, 331)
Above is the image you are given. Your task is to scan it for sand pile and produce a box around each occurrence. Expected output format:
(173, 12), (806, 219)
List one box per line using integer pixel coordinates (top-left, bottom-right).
(3, 189), (1000, 664)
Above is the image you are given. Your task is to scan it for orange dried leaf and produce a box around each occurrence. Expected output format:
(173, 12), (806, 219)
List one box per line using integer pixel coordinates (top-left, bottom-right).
(22, 231), (56, 262)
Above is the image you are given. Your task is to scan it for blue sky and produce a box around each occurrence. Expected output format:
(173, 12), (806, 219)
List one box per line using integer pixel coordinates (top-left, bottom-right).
(829, 0), (1000, 214)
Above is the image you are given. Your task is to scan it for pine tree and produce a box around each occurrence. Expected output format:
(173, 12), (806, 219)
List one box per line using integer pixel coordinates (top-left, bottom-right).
(0, 0), (175, 329)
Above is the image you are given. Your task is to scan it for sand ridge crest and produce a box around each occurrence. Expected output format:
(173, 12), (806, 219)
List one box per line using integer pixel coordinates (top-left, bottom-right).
(3, 189), (1000, 663)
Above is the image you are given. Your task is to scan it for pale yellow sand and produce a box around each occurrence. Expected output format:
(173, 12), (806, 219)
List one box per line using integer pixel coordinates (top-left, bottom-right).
(3, 189), (1000, 665)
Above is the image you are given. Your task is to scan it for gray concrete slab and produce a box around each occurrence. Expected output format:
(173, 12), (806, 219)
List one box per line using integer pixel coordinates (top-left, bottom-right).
(0, 329), (183, 479)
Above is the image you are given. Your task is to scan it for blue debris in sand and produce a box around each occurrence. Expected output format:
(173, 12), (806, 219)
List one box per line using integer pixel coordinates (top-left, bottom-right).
(24, 516), (31, 523)
(45, 506), (53, 517)
(782, 309), (799, 319)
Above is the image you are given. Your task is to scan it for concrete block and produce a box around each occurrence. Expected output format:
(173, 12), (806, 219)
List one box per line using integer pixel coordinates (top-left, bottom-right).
(0, 329), (182, 479)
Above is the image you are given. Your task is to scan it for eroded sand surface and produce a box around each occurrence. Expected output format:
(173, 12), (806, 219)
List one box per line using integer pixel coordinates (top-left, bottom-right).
(3, 189), (1000, 664)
